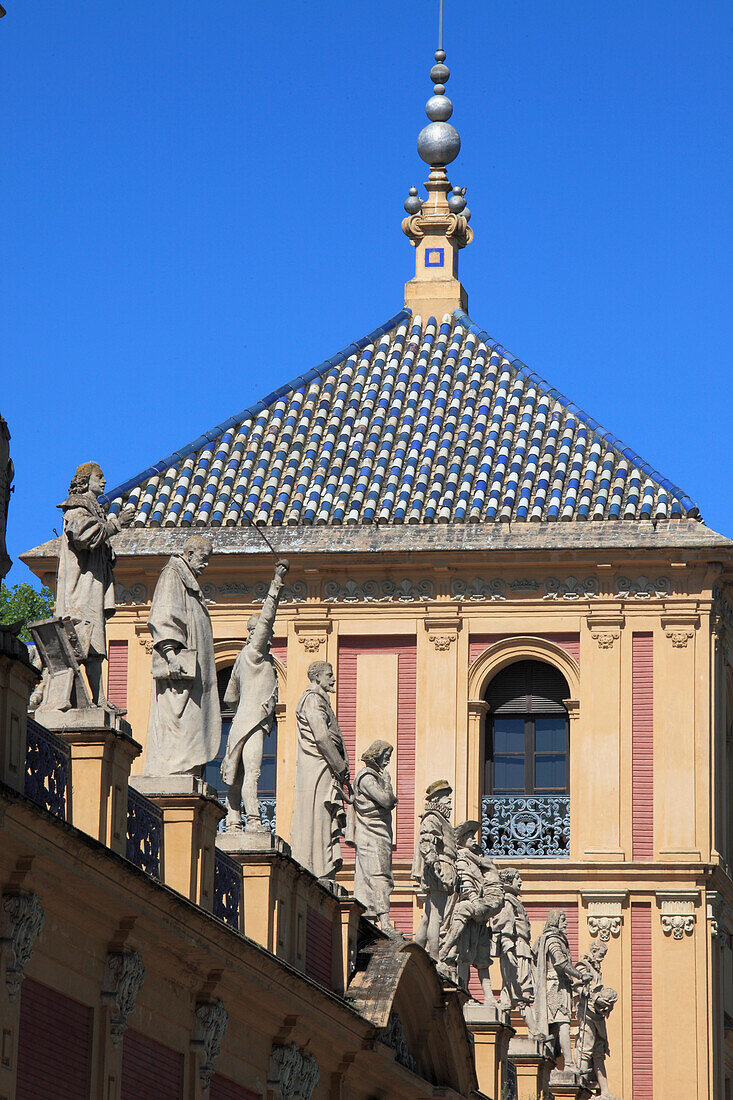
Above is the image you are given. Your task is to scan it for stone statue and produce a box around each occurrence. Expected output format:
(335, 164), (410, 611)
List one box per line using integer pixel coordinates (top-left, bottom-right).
(290, 661), (351, 883)
(574, 986), (619, 1098)
(143, 535), (221, 776)
(346, 739), (398, 933)
(528, 909), (589, 1066)
(492, 867), (534, 1011)
(574, 942), (620, 1098)
(439, 819), (504, 1004)
(0, 414), (12, 581)
(411, 780), (457, 961)
(54, 463), (134, 705)
(220, 559), (289, 831)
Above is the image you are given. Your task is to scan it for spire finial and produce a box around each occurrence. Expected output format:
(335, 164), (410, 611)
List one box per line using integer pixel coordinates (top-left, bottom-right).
(401, 3), (473, 317)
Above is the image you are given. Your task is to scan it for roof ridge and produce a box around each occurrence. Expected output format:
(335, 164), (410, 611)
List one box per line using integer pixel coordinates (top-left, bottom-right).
(454, 309), (699, 517)
(100, 309), (411, 505)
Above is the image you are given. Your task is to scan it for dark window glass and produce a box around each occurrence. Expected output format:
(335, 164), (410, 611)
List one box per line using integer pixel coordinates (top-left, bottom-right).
(484, 660), (570, 796)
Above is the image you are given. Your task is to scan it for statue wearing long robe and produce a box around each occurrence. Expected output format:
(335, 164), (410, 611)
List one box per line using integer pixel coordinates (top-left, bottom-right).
(55, 491), (119, 658)
(144, 554), (221, 775)
(291, 682), (349, 880)
(348, 761), (397, 924)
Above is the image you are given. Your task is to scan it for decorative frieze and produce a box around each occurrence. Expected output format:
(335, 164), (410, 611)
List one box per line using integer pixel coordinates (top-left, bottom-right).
(582, 892), (626, 942)
(615, 575), (670, 599)
(543, 576), (599, 600)
(114, 582), (147, 605)
(1, 893), (45, 998)
(201, 581), (307, 604)
(268, 1042), (320, 1100)
(193, 999), (229, 1090)
(323, 578), (434, 603)
(451, 577), (506, 601)
(657, 890), (699, 940)
(101, 950), (146, 1045)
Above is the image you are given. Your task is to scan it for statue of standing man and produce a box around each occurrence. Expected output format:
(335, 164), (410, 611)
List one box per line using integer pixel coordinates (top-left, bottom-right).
(411, 780), (457, 961)
(144, 535), (221, 777)
(221, 559), (289, 831)
(346, 739), (398, 932)
(291, 661), (351, 883)
(55, 463), (134, 706)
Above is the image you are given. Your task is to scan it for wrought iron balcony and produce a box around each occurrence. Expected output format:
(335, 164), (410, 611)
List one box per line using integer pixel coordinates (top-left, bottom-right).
(126, 787), (163, 878)
(215, 796), (277, 834)
(25, 718), (70, 821)
(481, 794), (570, 858)
(213, 848), (241, 930)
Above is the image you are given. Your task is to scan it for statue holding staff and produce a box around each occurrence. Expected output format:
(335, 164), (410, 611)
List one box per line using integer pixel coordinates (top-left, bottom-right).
(144, 535), (221, 776)
(346, 739), (398, 932)
(55, 462), (134, 706)
(220, 559), (288, 831)
(291, 661), (351, 883)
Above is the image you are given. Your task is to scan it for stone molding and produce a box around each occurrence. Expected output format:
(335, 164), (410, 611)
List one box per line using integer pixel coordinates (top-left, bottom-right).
(268, 1042), (320, 1100)
(102, 949), (146, 1045)
(1, 892), (45, 999)
(581, 891), (626, 942)
(193, 999), (229, 1089)
(657, 890), (699, 940)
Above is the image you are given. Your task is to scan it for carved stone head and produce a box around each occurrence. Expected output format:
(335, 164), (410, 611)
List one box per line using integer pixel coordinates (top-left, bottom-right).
(307, 660), (335, 692)
(181, 535), (213, 577)
(361, 739), (393, 770)
(69, 462), (105, 496)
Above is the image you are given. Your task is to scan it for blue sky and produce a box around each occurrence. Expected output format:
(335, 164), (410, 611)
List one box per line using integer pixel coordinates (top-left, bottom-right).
(3, 1), (732, 585)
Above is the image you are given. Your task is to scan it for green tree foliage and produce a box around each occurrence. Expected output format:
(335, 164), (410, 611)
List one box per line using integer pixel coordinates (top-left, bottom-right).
(0, 582), (54, 643)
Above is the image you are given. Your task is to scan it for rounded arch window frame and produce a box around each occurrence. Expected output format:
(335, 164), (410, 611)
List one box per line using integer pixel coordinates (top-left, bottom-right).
(467, 636), (580, 811)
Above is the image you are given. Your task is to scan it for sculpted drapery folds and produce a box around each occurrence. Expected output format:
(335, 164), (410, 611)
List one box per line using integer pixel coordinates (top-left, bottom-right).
(529, 909), (588, 1066)
(574, 942), (620, 1099)
(439, 819), (504, 1004)
(144, 536), (221, 776)
(291, 661), (351, 883)
(411, 780), (457, 961)
(492, 867), (534, 1011)
(55, 463), (134, 705)
(221, 559), (288, 831)
(346, 739), (398, 932)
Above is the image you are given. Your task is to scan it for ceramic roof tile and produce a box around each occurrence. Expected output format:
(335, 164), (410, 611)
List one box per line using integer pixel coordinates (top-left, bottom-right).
(101, 308), (699, 526)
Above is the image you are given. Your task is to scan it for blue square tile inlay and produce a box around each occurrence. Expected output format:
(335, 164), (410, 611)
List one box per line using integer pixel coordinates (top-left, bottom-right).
(425, 247), (445, 268)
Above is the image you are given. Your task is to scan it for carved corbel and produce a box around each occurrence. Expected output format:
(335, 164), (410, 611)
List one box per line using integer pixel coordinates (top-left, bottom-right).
(582, 891), (625, 942)
(1, 893), (45, 999)
(293, 610), (331, 656)
(268, 1042), (320, 1100)
(101, 950), (145, 1045)
(661, 612), (700, 649)
(657, 890), (699, 939)
(192, 999), (229, 1090)
(424, 611), (461, 652)
(586, 614), (624, 650)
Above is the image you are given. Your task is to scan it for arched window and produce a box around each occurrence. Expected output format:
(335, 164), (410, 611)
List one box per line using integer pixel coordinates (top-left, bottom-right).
(485, 660), (569, 796)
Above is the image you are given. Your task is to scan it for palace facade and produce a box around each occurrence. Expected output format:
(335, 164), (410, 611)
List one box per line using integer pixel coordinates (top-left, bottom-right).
(10, 33), (733, 1100)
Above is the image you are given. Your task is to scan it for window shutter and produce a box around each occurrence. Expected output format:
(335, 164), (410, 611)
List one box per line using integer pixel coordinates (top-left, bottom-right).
(488, 660), (568, 714)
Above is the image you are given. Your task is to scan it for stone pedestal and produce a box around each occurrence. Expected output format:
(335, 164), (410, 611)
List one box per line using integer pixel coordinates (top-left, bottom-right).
(463, 1002), (515, 1100)
(131, 775), (224, 910)
(217, 825), (278, 852)
(0, 628), (39, 794)
(38, 706), (141, 854)
(508, 1036), (554, 1100)
(548, 1067), (587, 1099)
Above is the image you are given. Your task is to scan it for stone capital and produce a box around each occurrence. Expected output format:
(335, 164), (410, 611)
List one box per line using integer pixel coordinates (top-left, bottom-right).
(192, 999), (229, 1089)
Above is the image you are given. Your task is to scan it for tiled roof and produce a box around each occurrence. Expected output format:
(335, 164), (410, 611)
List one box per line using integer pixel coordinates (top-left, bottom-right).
(102, 310), (699, 527)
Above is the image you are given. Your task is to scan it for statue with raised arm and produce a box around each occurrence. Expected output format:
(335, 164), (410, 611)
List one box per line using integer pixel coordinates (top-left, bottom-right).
(54, 462), (134, 706)
(529, 909), (589, 1067)
(492, 867), (534, 1011)
(221, 559), (288, 831)
(143, 535), (221, 777)
(346, 739), (398, 933)
(439, 820), (504, 1003)
(411, 780), (457, 961)
(291, 661), (351, 883)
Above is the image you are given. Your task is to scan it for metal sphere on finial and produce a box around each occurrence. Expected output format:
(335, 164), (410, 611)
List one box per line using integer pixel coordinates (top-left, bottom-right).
(448, 186), (467, 213)
(404, 186), (424, 215)
(426, 94), (453, 122)
(418, 121), (461, 166)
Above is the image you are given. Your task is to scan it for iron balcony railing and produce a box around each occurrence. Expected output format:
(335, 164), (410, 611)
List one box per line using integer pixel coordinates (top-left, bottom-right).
(481, 794), (570, 858)
(126, 787), (163, 878)
(25, 718), (70, 821)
